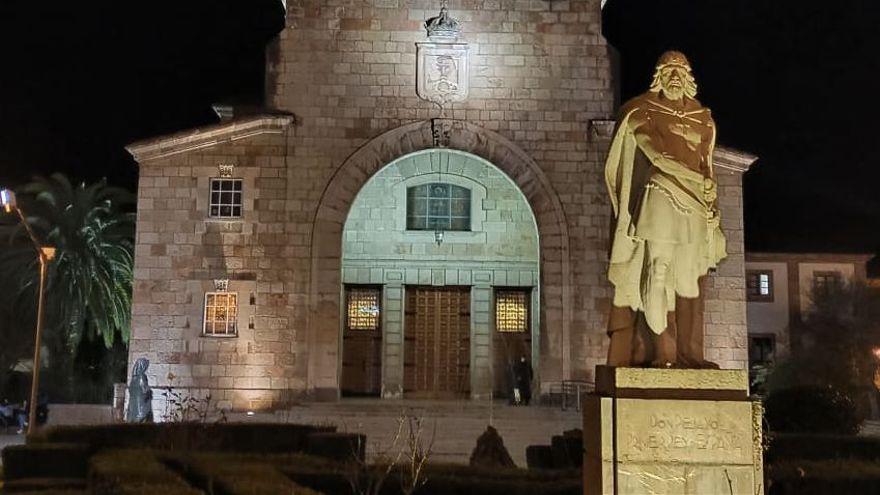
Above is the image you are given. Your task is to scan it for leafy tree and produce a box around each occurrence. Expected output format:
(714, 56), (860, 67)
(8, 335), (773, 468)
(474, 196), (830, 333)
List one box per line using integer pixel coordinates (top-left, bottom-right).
(766, 280), (880, 428)
(770, 281), (880, 390)
(0, 173), (135, 353)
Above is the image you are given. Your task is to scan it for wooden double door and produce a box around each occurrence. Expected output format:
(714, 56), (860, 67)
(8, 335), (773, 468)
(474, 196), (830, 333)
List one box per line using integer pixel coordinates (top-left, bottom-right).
(404, 287), (471, 397)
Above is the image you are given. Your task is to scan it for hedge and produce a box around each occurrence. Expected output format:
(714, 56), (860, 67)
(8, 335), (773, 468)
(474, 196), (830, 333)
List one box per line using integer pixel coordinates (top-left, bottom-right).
(88, 449), (202, 495)
(768, 459), (880, 495)
(283, 461), (582, 495)
(766, 434), (880, 463)
(32, 423), (336, 453)
(0, 477), (87, 494)
(165, 452), (325, 495)
(2, 443), (92, 481)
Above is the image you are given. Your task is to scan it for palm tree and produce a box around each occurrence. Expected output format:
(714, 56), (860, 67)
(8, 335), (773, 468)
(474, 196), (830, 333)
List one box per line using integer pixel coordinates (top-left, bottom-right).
(1, 173), (135, 352)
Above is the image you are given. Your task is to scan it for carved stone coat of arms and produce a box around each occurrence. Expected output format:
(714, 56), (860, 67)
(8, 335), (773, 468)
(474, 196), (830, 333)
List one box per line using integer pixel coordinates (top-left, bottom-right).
(416, 6), (469, 107)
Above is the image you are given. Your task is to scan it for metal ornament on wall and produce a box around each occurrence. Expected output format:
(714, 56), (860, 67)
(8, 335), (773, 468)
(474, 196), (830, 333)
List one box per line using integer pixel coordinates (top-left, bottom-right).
(416, 2), (469, 108)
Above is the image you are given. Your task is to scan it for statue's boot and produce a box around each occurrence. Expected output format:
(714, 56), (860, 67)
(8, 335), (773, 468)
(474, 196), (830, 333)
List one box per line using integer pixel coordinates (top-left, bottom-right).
(606, 305), (636, 367)
(674, 279), (719, 369)
(650, 312), (677, 368)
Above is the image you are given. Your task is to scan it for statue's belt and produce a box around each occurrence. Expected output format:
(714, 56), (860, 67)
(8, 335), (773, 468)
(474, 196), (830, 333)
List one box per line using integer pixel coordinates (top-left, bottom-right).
(648, 173), (719, 222)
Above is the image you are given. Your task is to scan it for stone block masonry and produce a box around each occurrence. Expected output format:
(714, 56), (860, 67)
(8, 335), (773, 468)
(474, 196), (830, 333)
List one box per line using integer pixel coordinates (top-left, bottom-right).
(126, 0), (755, 412)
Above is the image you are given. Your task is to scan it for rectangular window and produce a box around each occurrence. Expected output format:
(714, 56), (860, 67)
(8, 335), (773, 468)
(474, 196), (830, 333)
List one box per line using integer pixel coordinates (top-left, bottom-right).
(209, 178), (243, 218)
(406, 183), (470, 231)
(346, 286), (381, 331)
(746, 270), (774, 302)
(495, 289), (529, 333)
(203, 292), (238, 336)
(813, 271), (842, 295)
(748, 335), (776, 364)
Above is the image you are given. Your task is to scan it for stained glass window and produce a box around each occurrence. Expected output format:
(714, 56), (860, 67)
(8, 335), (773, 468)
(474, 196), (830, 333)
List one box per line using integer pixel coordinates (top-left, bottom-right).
(209, 178), (243, 218)
(346, 287), (381, 331)
(406, 183), (470, 231)
(496, 289), (529, 333)
(203, 292), (238, 336)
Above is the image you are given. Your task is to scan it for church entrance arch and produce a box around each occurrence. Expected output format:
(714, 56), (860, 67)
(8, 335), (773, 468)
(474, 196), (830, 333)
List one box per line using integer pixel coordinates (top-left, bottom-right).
(308, 120), (571, 400)
(339, 148), (540, 398)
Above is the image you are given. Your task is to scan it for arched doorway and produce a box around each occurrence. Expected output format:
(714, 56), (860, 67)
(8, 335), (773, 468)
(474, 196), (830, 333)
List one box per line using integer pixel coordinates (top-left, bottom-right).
(307, 120), (571, 400)
(339, 149), (540, 399)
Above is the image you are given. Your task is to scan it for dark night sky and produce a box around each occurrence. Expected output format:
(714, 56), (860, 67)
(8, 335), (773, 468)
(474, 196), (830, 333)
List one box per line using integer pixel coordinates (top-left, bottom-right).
(0, 1), (878, 271)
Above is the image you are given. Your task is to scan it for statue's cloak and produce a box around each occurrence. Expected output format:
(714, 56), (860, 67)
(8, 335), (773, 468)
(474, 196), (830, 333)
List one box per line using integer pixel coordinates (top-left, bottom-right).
(604, 105), (727, 334)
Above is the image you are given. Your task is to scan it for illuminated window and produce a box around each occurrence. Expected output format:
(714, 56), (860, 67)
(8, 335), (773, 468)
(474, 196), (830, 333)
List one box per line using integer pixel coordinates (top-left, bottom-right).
(406, 183), (470, 231)
(746, 270), (773, 302)
(495, 289), (529, 333)
(346, 287), (381, 331)
(203, 292), (238, 336)
(209, 178), (243, 218)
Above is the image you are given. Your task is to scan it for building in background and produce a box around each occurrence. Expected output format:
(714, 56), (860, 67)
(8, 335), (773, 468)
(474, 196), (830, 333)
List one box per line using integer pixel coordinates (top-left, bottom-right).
(745, 252), (874, 368)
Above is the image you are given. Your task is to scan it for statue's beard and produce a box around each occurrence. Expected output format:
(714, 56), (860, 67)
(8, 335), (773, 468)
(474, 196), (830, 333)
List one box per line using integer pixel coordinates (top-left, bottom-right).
(661, 84), (684, 101)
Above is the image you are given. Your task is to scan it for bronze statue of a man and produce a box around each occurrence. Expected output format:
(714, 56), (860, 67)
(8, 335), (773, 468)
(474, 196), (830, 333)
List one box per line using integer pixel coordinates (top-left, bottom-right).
(604, 51), (726, 368)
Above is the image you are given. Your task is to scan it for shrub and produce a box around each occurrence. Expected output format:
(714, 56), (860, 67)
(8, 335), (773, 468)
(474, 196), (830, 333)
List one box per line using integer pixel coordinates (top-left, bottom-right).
(305, 432), (366, 463)
(1, 443), (92, 480)
(32, 423), (336, 453)
(88, 449), (201, 495)
(165, 452), (324, 495)
(766, 434), (880, 463)
(0, 477), (87, 493)
(525, 445), (553, 470)
(284, 461), (582, 495)
(768, 459), (880, 495)
(765, 386), (863, 435)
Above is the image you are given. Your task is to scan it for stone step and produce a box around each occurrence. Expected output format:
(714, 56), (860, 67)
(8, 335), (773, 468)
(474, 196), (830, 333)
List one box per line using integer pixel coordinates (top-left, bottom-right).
(233, 400), (583, 467)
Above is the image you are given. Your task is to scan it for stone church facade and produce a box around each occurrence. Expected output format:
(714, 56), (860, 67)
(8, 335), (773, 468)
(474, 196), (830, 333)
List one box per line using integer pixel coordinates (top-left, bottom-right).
(127, 1), (755, 412)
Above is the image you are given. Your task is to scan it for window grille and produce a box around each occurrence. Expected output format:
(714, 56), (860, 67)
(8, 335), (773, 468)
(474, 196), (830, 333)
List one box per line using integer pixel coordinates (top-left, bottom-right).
(406, 183), (470, 231)
(746, 270), (773, 302)
(209, 178), (243, 218)
(346, 287), (381, 331)
(203, 292), (238, 336)
(495, 289), (529, 333)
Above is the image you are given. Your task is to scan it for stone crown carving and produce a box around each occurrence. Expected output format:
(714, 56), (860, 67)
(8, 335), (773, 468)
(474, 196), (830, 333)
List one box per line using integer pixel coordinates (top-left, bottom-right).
(425, 7), (461, 40)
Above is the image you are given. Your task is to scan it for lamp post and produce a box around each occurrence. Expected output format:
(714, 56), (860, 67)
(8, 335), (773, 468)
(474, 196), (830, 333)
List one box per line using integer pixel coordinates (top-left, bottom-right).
(1, 189), (55, 435)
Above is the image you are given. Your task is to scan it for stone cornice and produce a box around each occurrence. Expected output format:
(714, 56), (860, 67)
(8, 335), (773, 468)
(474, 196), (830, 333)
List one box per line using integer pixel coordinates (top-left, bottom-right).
(126, 114), (294, 164)
(713, 145), (758, 173)
(746, 252), (875, 264)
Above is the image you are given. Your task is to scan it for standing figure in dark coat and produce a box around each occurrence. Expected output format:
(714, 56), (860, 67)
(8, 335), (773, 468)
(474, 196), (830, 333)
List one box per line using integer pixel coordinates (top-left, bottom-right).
(126, 357), (154, 423)
(513, 356), (533, 406)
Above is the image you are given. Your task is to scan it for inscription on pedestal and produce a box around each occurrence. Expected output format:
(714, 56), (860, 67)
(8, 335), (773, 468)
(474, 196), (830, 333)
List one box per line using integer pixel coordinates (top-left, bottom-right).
(617, 399), (753, 465)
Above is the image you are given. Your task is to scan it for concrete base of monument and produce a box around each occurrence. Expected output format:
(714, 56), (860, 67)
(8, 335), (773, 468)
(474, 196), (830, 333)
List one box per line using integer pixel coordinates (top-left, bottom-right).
(583, 366), (764, 495)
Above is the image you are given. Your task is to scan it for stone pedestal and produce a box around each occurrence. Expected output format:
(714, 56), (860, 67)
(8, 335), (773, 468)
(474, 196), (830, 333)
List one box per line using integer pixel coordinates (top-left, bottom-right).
(584, 366), (764, 495)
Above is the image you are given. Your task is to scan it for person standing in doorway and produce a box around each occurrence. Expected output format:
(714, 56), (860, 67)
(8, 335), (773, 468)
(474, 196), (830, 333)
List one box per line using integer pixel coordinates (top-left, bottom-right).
(513, 356), (533, 406)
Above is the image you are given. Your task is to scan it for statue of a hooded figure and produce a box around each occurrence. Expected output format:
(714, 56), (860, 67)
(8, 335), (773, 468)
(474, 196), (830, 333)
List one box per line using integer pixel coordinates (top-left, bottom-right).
(604, 51), (726, 369)
(126, 357), (154, 423)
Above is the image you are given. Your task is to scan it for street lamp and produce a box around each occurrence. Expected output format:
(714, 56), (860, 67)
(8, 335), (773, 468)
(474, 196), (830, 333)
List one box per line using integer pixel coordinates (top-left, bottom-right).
(0, 188), (55, 435)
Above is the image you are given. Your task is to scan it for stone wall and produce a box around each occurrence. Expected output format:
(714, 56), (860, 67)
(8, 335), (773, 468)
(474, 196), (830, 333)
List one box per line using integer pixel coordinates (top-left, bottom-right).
(271, 0), (614, 393)
(130, 132), (301, 412)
